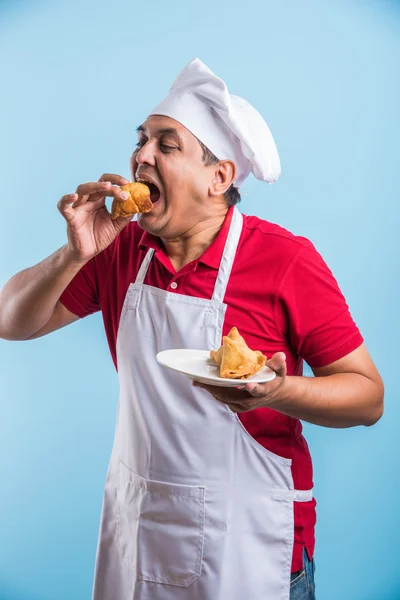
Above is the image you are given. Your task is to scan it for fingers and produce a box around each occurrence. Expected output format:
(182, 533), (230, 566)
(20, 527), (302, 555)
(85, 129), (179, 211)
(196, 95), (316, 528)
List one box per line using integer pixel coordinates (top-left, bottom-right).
(192, 353), (288, 411)
(59, 175), (130, 212)
(75, 181), (129, 203)
(242, 382), (267, 397)
(266, 352), (287, 377)
(76, 180), (112, 196)
(99, 173), (130, 186)
(81, 182), (130, 200)
(59, 181), (129, 212)
(57, 193), (78, 218)
(193, 380), (271, 412)
(193, 381), (250, 400)
(69, 181), (111, 210)
(241, 353), (286, 396)
(73, 186), (129, 209)
(193, 381), (257, 410)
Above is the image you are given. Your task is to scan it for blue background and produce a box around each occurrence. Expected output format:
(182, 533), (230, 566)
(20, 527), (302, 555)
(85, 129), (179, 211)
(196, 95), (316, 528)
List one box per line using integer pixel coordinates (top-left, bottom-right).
(0, 0), (399, 598)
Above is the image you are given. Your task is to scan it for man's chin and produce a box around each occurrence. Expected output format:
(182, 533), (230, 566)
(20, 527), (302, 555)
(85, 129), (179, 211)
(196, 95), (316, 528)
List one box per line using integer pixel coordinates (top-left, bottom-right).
(137, 210), (164, 235)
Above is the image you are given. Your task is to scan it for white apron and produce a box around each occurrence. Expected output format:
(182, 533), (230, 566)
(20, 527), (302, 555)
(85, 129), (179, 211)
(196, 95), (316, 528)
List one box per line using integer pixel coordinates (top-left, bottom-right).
(92, 208), (313, 600)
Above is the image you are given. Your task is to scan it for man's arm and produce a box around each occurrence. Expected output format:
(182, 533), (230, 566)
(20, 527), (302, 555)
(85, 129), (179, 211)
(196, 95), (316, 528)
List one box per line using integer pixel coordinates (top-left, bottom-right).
(194, 343), (384, 428)
(267, 343), (383, 427)
(0, 173), (132, 342)
(0, 245), (85, 341)
(24, 300), (80, 340)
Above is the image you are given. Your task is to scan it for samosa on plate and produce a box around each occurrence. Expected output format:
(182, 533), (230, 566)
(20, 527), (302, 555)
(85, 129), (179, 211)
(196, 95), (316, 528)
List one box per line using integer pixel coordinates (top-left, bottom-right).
(210, 327), (246, 365)
(210, 327), (266, 379)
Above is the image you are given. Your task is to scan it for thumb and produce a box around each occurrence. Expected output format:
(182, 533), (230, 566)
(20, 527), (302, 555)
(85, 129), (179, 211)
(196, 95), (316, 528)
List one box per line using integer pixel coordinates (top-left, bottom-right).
(113, 213), (135, 233)
(266, 352), (287, 377)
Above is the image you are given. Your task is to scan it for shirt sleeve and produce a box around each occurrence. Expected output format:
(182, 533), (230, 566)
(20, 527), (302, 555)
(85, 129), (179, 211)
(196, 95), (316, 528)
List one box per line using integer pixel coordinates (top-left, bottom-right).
(275, 242), (364, 368)
(59, 256), (101, 318)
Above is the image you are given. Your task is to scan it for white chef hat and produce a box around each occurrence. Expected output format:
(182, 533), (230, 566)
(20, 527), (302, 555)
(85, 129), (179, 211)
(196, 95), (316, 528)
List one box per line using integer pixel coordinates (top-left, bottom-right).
(150, 58), (281, 188)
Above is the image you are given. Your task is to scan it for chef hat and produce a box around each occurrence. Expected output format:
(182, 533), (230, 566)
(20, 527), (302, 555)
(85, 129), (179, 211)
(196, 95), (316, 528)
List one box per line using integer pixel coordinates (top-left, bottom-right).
(150, 58), (281, 188)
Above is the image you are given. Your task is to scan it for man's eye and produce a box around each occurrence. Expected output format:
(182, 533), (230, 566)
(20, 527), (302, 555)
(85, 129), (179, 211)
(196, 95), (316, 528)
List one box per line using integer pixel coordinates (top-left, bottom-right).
(160, 144), (175, 152)
(135, 141), (145, 148)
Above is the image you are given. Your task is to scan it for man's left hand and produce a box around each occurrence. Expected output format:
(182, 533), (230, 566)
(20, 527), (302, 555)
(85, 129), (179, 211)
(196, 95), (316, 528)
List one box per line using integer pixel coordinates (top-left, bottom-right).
(193, 352), (287, 413)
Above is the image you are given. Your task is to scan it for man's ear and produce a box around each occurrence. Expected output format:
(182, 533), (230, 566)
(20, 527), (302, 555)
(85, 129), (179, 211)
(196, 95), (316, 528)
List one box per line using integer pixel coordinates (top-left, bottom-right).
(209, 160), (236, 196)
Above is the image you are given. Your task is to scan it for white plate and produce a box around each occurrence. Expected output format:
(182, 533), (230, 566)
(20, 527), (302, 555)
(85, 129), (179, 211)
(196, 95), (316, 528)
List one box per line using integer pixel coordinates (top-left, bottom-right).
(156, 349), (276, 387)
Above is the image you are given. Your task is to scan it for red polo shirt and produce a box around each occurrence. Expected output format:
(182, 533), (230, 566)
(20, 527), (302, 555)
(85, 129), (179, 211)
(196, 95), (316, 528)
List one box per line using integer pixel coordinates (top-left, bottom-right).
(60, 206), (363, 573)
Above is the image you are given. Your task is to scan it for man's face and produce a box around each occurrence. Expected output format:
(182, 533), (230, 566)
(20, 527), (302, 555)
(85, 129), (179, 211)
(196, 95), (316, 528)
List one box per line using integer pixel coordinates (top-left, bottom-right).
(130, 115), (219, 239)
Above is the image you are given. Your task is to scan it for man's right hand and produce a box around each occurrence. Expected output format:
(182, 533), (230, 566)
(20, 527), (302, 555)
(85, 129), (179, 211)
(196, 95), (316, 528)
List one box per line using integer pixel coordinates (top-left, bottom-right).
(58, 173), (133, 264)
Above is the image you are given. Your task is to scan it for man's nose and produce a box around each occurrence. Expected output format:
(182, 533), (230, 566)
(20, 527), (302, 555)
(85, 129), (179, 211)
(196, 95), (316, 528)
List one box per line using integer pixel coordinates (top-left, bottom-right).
(136, 141), (156, 167)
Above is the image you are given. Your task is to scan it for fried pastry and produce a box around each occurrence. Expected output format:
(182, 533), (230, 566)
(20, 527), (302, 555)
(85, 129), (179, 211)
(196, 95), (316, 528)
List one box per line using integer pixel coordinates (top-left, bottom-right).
(111, 182), (154, 220)
(210, 326), (246, 365)
(210, 327), (266, 379)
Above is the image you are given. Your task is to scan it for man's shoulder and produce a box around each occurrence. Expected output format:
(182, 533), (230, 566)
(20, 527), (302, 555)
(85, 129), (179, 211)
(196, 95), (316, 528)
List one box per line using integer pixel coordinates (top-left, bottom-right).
(242, 213), (313, 256)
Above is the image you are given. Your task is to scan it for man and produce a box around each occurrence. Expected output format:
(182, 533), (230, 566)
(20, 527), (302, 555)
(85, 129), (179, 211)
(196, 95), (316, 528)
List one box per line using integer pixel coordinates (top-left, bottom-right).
(0, 58), (383, 600)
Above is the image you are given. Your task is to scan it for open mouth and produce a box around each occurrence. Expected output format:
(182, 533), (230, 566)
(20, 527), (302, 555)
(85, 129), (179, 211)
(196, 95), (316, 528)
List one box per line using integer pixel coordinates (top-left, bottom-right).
(138, 179), (161, 204)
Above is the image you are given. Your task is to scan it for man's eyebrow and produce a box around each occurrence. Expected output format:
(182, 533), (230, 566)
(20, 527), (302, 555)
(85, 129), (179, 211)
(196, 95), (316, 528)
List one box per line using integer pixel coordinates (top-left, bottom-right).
(136, 125), (182, 141)
(158, 127), (181, 138)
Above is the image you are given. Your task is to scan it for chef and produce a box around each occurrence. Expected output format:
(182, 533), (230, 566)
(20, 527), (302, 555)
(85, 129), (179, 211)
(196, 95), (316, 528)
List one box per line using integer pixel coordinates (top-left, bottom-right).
(0, 58), (384, 600)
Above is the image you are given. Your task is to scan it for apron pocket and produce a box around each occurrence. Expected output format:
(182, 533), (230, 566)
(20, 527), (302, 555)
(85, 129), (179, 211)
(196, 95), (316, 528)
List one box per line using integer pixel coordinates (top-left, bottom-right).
(116, 460), (206, 588)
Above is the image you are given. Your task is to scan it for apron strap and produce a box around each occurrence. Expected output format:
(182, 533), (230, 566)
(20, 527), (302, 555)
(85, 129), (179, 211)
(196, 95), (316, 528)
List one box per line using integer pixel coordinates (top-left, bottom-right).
(272, 488), (314, 502)
(292, 488), (313, 502)
(135, 248), (155, 284)
(211, 207), (243, 304)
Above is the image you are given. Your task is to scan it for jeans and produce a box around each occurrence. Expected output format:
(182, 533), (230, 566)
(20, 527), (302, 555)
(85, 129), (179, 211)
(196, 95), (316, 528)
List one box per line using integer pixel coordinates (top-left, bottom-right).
(290, 548), (316, 600)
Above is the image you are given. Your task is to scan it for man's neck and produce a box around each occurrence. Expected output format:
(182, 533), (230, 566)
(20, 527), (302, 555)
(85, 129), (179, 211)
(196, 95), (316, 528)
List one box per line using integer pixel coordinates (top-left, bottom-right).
(161, 209), (228, 272)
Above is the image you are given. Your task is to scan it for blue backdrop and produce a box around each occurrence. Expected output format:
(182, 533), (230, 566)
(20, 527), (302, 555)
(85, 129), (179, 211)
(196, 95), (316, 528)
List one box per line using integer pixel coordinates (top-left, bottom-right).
(0, 1), (399, 598)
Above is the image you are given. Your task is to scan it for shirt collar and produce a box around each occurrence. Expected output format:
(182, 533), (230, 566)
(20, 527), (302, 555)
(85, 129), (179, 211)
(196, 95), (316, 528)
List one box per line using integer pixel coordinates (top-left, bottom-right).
(138, 206), (235, 270)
